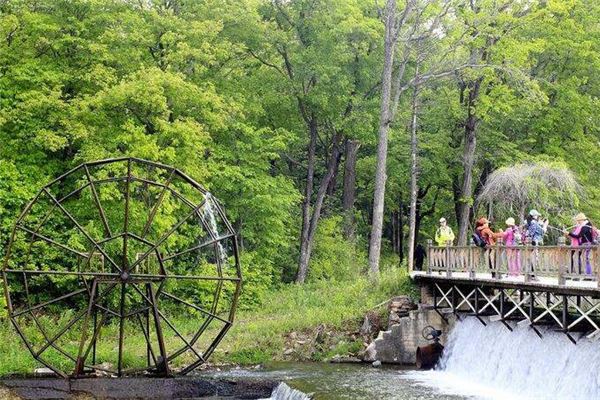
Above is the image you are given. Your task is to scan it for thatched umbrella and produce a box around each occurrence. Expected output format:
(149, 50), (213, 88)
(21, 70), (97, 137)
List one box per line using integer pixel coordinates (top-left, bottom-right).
(477, 162), (581, 226)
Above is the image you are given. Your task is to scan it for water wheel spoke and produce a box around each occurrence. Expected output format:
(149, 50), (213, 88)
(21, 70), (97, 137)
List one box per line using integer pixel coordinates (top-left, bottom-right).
(84, 165), (112, 238)
(162, 233), (235, 262)
(17, 225), (90, 259)
(128, 273), (238, 282)
(161, 292), (231, 325)
(128, 200), (206, 273)
(43, 188), (122, 273)
(4, 269), (119, 278)
(34, 283), (118, 358)
(11, 288), (88, 318)
(141, 169), (175, 239)
(135, 312), (158, 367)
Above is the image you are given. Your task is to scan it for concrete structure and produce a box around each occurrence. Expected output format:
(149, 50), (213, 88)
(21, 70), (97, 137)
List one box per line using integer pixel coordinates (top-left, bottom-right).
(363, 307), (455, 364)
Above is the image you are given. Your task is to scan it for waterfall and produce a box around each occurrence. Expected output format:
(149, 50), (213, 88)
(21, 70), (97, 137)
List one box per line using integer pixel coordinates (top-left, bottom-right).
(408, 317), (600, 399)
(201, 192), (227, 264)
(263, 382), (311, 400)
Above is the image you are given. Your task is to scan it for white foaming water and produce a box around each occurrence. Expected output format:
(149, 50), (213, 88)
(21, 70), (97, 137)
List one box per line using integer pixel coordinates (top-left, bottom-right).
(202, 192), (227, 262)
(407, 317), (600, 400)
(263, 382), (311, 400)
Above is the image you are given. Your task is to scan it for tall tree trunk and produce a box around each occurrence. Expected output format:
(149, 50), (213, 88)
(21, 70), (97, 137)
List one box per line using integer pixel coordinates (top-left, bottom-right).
(327, 151), (340, 196)
(297, 115), (318, 282)
(407, 73), (420, 272)
(368, 0), (396, 276)
(452, 174), (461, 223)
(457, 80), (481, 245)
(296, 132), (344, 283)
(471, 159), (493, 221)
(342, 139), (360, 240)
(398, 199), (404, 263)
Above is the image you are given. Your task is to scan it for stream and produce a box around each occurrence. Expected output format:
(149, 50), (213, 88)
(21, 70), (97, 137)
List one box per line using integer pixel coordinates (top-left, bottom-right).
(202, 316), (600, 400)
(202, 362), (467, 400)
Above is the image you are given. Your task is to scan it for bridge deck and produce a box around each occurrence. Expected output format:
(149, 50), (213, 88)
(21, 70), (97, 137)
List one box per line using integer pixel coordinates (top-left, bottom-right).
(411, 271), (600, 297)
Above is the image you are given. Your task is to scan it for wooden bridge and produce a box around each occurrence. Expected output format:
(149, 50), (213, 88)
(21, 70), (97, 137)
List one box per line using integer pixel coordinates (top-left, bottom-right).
(411, 240), (600, 343)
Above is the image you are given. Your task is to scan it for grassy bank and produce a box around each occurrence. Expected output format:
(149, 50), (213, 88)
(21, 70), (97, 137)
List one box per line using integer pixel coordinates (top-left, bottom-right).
(0, 267), (416, 376)
(213, 267), (416, 364)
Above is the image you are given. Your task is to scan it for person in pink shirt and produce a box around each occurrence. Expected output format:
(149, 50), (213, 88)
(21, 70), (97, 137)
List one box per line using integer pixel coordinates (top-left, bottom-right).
(503, 217), (521, 276)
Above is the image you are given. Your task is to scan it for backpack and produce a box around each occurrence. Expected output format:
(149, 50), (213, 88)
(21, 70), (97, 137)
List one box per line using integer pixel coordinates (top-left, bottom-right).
(472, 231), (486, 248)
(513, 227), (523, 245)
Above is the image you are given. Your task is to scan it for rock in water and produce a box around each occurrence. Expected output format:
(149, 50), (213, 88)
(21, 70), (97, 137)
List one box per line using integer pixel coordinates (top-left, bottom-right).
(372, 360), (382, 368)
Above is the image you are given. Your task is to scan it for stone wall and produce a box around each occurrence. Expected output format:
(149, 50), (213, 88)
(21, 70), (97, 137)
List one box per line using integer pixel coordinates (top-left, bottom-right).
(363, 306), (456, 365)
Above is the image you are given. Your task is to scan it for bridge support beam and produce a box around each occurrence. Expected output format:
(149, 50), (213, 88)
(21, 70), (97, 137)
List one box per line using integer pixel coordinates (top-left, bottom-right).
(416, 275), (600, 344)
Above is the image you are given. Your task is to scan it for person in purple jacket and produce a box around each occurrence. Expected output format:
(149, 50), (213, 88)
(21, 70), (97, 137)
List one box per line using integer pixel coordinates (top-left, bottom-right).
(503, 217), (522, 276)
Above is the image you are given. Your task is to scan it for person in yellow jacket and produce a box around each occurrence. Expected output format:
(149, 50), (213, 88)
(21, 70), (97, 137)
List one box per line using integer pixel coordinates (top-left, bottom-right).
(435, 217), (455, 246)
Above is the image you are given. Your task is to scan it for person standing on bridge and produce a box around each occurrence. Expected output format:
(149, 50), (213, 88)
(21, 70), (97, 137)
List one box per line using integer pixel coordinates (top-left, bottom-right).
(565, 213), (594, 275)
(476, 217), (504, 278)
(525, 209), (548, 246)
(503, 217), (522, 276)
(435, 217), (455, 246)
(525, 209), (548, 281)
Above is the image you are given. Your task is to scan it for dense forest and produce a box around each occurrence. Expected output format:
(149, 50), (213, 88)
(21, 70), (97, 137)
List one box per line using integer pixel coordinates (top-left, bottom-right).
(1, 0), (599, 307)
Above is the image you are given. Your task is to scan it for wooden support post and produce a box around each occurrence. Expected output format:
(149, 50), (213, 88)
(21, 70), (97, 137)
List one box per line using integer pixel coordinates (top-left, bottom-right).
(595, 245), (600, 289)
(500, 289), (505, 320)
(427, 239), (433, 275)
(529, 291), (535, 323)
(562, 294), (576, 344)
(468, 244), (475, 278)
(451, 285), (456, 314)
(445, 242), (451, 278)
(558, 236), (566, 286)
(524, 243), (531, 283)
(495, 238), (503, 280)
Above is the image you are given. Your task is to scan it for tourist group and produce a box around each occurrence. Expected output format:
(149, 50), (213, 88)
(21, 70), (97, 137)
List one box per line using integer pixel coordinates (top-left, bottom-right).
(434, 211), (599, 277)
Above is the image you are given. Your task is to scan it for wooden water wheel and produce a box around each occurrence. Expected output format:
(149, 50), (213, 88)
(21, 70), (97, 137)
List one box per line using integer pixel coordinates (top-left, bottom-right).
(1, 158), (242, 377)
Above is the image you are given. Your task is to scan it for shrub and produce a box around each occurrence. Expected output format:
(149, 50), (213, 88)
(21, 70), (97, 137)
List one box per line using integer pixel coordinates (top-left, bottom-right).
(308, 216), (366, 282)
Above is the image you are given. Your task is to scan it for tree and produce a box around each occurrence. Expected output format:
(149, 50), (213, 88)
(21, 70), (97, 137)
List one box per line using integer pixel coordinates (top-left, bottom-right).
(368, 0), (477, 273)
(233, 0), (382, 282)
(477, 162), (581, 222)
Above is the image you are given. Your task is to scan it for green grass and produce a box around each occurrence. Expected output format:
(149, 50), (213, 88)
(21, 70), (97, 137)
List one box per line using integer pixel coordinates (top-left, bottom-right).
(0, 267), (415, 376)
(212, 266), (416, 364)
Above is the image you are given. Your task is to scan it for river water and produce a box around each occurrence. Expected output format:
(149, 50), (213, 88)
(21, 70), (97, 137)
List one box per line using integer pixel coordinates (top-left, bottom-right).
(204, 316), (600, 400)
(206, 362), (466, 399)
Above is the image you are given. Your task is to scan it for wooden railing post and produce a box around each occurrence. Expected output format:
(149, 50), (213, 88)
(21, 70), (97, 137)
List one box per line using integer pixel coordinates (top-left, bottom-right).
(495, 238), (503, 280)
(468, 244), (475, 279)
(557, 236), (566, 286)
(445, 241), (451, 278)
(426, 239), (433, 275)
(524, 242), (530, 283)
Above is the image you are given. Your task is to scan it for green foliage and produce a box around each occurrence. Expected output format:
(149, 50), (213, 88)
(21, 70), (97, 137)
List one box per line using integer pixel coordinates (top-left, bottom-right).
(0, 0), (298, 300)
(0, 1), (599, 374)
(309, 216), (366, 282)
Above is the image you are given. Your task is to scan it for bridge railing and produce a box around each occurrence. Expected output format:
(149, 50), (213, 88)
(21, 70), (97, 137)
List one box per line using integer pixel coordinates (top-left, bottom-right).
(426, 239), (600, 287)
